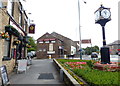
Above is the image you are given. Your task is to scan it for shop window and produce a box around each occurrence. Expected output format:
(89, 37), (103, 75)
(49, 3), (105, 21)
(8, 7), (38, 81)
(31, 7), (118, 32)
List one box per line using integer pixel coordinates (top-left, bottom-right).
(3, 41), (9, 56)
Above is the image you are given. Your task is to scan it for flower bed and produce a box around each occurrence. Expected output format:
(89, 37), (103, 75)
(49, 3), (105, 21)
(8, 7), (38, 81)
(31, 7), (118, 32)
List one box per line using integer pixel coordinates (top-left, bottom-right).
(57, 59), (119, 85)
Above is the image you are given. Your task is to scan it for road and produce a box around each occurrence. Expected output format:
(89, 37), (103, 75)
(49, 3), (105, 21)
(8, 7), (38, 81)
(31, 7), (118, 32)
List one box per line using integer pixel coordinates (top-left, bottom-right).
(70, 55), (119, 62)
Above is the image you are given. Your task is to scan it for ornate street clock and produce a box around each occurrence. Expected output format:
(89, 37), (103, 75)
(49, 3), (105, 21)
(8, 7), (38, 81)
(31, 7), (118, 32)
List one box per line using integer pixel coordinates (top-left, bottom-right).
(95, 4), (111, 26)
(101, 9), (111, 19)
(95, 4), (111, 64)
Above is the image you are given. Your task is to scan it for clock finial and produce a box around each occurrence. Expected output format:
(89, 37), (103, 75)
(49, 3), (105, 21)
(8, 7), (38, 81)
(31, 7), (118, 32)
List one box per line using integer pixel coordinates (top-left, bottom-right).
(100, 2), (103, 7)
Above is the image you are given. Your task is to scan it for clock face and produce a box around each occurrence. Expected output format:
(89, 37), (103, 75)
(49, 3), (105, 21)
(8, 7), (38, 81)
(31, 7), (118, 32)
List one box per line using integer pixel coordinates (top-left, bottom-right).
(95, 11), (100, 21)
(101, 9), (111, 19)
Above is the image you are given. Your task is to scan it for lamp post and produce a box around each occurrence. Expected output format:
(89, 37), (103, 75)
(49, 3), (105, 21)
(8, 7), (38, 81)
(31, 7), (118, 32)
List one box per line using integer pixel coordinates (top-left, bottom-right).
(78, 0), (86, 59)
(78, 0), (82, 59)
(95, 4), (111, 64)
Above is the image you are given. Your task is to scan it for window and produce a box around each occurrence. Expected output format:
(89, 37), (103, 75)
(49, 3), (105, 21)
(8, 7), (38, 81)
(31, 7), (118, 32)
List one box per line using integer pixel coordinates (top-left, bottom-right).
(39, 41), (43, 43)
(7, 0), (13, 16)
(39, 49), (42, 52)
(19, 12), (22, 26)
(43, 49), (46, 52)
(51, 40), (56, 43)
(0, 1), (3, 8)
(3, 41), (9, 57)
(45, 41), (49, 43)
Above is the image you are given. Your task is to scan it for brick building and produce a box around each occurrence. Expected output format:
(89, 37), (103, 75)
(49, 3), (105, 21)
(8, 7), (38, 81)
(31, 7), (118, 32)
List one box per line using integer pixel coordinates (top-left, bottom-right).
(107, 40), (120, 55)
(0, 0), (29, 74)
(36, 32), (79, 59)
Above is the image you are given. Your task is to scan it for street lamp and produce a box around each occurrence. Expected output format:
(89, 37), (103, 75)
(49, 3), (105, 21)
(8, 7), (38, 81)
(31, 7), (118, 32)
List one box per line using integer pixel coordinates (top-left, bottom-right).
(78, 0), (86, 59)
(95, 4), (111, 64)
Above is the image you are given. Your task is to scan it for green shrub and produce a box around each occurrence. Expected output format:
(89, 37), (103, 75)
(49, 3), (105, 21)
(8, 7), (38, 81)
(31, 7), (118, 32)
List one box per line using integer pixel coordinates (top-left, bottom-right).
(57, 59), (120, 85)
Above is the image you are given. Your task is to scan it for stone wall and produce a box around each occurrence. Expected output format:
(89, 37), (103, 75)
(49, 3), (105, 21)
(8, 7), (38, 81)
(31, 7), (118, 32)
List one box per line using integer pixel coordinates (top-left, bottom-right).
(2, 59), (15, 74)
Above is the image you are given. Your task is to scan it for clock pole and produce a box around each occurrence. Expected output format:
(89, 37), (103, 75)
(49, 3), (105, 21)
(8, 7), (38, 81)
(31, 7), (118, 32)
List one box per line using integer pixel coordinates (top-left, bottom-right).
(95, 4), (111, 64)
(102, 26), (106, 46)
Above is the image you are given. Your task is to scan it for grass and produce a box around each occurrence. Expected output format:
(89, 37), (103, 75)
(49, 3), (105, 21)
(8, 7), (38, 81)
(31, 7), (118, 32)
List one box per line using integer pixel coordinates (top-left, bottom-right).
(56, 59), (120, 86)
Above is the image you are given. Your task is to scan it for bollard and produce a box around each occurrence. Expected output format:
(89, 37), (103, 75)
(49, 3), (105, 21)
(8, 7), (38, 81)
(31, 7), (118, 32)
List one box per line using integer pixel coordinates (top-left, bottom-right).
(60, 69), (64, 82)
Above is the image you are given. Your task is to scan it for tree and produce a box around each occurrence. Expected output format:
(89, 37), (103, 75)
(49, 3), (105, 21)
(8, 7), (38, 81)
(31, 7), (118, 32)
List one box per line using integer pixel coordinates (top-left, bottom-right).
(27, 37), (36, 52)
(83, 45), (99, 55)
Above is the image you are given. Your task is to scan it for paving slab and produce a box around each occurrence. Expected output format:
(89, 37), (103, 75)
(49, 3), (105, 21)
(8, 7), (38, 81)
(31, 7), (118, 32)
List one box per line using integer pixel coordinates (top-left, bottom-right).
(9, 59), (65, 85)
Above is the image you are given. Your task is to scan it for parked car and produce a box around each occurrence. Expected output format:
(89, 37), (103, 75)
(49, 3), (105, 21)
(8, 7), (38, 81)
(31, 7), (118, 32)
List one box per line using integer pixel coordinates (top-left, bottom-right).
(27, 52), (33, 58)
(91, 52), (98, 58)
(30, 51), (36, 57)
(118, 52), (120, 56)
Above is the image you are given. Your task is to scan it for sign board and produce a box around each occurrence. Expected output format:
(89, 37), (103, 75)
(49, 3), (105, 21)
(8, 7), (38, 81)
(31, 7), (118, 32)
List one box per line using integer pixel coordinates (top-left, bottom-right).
(0, 65), (9, 85)
(17, 60), (27, 73)
(29, 24), (35, 34)
(49, 43), (53, 51)
(47, 51), (55, 54)
(81, 39), (91, 44)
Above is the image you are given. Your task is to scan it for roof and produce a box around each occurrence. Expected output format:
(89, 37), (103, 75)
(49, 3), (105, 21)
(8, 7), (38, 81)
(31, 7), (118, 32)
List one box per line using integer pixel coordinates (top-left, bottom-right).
(107, 40), (120, 46)
(51, 32), (73, 42)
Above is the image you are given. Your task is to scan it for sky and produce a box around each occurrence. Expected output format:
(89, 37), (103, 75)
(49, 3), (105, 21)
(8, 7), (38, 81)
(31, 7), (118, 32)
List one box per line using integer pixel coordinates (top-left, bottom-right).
(22, 0), (119, 48)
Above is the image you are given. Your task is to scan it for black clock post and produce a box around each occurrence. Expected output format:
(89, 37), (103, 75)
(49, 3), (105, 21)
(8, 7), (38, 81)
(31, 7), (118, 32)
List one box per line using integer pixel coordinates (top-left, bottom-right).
(95, 5), (111, 64)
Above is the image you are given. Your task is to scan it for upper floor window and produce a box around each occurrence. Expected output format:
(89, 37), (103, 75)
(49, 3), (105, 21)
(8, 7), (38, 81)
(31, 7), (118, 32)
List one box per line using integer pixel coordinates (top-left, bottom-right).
(19, 12), (22, 26)
(39, 41), (44, 43)
(0, 1), (3, 8)
(45, 41), (49, 43)
(51, 40), (56, 43)
(7, 0), (13, 16)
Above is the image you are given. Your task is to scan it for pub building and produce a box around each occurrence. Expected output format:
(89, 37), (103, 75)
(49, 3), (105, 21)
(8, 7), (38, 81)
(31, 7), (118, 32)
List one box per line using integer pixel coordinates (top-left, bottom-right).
(36, 32), (79, 59)
(0, 0), (29, 74)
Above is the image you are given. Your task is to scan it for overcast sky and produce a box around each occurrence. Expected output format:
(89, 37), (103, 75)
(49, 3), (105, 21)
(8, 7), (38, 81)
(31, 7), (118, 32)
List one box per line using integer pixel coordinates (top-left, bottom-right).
(23, 0), (119, 48)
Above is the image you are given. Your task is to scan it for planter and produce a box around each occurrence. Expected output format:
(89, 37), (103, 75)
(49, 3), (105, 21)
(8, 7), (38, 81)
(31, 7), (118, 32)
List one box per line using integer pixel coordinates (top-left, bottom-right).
(53, 59), (88, 86)
(94, 62), (120, 71)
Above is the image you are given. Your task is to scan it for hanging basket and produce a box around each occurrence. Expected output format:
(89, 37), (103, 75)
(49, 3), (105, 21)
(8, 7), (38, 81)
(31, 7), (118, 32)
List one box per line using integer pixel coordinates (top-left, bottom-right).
(13, 40), (21, 45)
(0, 32), (10, 40)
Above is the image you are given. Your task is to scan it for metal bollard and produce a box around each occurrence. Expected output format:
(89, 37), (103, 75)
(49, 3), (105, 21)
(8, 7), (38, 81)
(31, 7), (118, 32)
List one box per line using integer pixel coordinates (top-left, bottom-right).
(60, 69), (64, 82)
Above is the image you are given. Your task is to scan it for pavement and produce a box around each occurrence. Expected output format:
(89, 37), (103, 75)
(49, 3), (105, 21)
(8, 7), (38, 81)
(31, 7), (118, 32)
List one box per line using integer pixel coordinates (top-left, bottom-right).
(9, 59), (65, 86)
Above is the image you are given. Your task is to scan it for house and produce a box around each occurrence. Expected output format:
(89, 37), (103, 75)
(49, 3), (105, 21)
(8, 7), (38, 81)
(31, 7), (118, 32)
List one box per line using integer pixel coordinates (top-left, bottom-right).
(0, 0), (29, 74)
(107, 40), (120, 55)
(36, 32), (79, 59)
